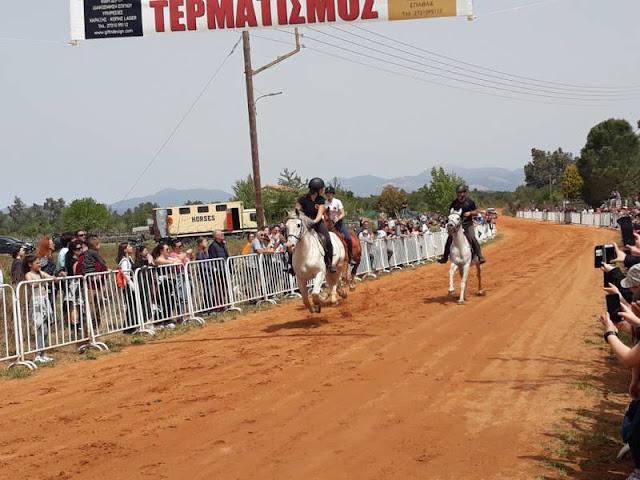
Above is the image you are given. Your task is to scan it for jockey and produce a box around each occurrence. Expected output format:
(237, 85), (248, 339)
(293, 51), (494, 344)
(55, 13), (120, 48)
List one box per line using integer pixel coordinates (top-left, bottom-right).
(438, 184), (486, 265)
(295, 177), (337, 273)
(325, 186), (356, 266)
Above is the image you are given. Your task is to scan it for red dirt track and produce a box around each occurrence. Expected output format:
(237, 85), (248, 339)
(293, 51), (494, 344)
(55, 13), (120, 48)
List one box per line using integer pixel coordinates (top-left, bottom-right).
(0, 217), (613, 479)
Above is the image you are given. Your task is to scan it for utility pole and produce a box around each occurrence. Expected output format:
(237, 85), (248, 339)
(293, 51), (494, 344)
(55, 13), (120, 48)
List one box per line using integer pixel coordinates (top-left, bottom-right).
(242, 29), (300, 229)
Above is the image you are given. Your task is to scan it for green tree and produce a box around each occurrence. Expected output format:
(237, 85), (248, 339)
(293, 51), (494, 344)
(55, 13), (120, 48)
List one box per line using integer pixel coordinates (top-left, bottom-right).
(577, 118), (640, 206)
(561, 165), (584, 200)
(524, 148), (574, 189)
(419, 167), (465, 215)
(8, 196), (28, 230)
(231, 174), (256, 209)
(61, 198), (110, 232)
(377, 185), (407, 217)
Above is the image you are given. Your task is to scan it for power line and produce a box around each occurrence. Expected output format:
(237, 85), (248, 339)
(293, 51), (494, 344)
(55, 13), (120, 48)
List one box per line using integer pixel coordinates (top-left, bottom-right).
(300, 43), (602, 108)
(349, 24), (640, 92)
(479, 0), (562, 17)
(329, 25), (633, 97)
(301, 27), (638, 103)
(117, 35), (242, 206)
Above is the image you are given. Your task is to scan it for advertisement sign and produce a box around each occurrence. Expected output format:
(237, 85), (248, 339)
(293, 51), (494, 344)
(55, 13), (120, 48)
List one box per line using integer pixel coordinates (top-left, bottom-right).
(70, 0), (473, 41)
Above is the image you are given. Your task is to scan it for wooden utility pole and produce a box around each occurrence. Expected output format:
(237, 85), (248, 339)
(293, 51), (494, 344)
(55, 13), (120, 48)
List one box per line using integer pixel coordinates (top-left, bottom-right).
(242, 29), (300, 229)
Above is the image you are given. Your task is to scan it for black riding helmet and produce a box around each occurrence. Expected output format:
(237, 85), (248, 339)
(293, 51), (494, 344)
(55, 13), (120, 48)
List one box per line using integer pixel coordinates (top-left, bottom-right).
(456, 184), (468, 193)
(325, 186), (336, 194)
(308, 177), (325, 193)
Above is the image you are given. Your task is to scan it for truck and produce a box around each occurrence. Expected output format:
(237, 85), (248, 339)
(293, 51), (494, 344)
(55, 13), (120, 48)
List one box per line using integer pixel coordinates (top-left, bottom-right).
(152, 201), (258, 240)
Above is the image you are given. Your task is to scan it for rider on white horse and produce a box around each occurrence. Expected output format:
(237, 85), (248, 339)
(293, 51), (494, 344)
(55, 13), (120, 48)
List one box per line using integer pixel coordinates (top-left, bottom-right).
(325, 186), (356, 266)
(438, 184), (486, 265)
(291, 177), (337, 274)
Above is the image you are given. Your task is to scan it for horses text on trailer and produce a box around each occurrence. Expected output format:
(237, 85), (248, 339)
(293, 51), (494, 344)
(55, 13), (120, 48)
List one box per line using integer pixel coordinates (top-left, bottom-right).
(153, 201), (258, 240)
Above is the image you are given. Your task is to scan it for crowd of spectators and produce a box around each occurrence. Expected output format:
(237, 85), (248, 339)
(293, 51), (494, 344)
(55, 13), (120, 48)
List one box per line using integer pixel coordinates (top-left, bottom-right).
(599, 229), (640, 479)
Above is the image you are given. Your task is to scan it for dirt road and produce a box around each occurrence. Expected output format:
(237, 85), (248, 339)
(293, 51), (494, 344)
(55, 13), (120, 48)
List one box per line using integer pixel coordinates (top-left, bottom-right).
(0, 217), (620, 479)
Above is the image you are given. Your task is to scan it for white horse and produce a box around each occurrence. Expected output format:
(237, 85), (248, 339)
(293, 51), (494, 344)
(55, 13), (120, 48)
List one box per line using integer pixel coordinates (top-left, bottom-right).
(285, 210), (347, 313)
(446, 209), (485, 305)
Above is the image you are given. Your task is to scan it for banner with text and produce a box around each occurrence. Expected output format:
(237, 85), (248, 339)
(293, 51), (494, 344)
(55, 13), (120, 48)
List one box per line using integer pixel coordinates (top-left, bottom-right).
(70, 0), (473, 41)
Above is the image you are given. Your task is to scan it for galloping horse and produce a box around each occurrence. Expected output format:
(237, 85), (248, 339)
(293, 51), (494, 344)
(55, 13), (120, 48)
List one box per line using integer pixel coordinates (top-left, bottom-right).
(285, 210), (347, 313)
(446, 209), (485, 305)
(325, 216), (362, 291)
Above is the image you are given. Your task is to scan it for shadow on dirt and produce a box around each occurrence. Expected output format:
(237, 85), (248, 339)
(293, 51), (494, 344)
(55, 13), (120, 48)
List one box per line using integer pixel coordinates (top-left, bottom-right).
(516, 348), (631, 479)
(263, 318), (330, 333)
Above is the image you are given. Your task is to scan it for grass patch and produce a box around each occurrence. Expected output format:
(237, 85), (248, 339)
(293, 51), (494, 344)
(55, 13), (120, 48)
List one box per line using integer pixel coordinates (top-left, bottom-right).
(0, 367), (33, 379)
(131, 336), (147, 345)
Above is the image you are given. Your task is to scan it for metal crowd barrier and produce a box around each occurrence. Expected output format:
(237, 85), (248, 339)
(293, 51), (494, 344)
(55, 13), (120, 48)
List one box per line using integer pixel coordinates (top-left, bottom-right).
(0, 284), (35, 369)
(133, 263), (193, 330)
(185, 257), (239, 320)
(260, 252), (299, 301)
(517, 211), (623, 230)
(15, 276), (96, 360)
(84, 270), (144, 341)
(227, 254), (271, 306)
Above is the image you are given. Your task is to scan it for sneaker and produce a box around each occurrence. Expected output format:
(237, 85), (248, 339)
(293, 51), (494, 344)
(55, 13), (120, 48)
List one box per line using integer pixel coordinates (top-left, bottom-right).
(34, 355), (53, 364)
(165, 322), (176, 330)
(154, 324), (165, 331)
(41, 354), (54, 362)
(626, 469), (640, 480)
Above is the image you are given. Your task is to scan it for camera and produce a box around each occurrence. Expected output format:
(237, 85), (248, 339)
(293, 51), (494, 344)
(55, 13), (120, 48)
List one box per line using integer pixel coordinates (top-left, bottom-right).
(595, 244), (616, 268)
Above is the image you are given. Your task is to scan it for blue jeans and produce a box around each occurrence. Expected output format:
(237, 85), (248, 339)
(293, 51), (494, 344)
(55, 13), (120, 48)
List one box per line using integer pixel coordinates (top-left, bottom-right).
(335, 220), (353, 261)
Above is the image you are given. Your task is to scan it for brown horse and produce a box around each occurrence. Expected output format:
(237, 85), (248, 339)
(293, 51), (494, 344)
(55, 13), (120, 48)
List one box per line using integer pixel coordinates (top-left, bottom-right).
(325, 216), (362, 291)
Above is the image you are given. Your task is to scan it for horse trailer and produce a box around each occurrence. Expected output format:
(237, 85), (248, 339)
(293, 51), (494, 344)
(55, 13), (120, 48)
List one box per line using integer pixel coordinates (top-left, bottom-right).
(152, 202), (258, 240)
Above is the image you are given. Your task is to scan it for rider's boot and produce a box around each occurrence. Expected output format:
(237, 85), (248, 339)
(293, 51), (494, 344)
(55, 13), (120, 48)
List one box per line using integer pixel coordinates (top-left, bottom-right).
(438, 238), (452, 264)
(471, 237), (486, 264)
(347, 238), (356, 266)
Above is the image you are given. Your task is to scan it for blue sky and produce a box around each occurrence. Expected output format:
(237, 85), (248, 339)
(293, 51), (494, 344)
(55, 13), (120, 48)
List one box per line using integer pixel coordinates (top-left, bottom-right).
(1, 0), (639, 207)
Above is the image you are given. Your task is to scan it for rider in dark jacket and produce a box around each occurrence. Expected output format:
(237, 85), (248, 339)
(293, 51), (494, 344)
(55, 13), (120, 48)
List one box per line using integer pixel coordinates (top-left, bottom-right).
(295, 177), (337, 273)
(438, 184), (486, 265)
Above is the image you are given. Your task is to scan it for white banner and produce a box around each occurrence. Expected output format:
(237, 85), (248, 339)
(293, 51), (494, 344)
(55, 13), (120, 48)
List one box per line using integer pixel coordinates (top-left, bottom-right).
(70, 0), (473, 41)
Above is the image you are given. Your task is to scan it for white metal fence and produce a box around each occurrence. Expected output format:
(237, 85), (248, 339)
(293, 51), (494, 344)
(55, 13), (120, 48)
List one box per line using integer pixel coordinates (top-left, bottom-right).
(516, 210), (622, 230)
(2, 225), (497, 370)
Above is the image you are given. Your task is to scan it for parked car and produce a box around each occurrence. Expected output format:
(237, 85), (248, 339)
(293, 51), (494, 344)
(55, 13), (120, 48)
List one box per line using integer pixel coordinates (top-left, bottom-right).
(0, 236), (34, 255)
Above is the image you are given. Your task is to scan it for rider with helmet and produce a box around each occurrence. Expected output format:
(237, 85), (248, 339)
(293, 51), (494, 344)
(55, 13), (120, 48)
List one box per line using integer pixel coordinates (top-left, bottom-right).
(294, 177), (337, 273)
(325, 186), (356, 266)
(438, 184), (486, 265)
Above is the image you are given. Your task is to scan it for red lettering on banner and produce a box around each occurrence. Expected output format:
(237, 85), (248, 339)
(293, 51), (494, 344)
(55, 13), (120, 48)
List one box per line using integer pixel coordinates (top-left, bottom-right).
(276, 0), (288, 25)
(306, 0), (335, 23)
(206, 0), (235, 28)
(289, 0), (305, 24)
(186, 0), (206, 29)
(260, 0), (273, 25)
(236, 0), (258, 27)
(361, 0), (378, 19)
(337, 0), (358, 20)
(149, 0), (169, 32)
(169, 0), (187, 31)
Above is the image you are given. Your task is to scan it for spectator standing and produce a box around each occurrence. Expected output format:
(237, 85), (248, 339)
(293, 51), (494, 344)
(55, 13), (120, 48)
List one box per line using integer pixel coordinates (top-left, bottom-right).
(209, 230), (230, 260)
(10, 246), (25, 285)
(75, 230), (88, 252)
(358, 228), (375, 271)
(116, 242), (137, 329)
(23, 255), (54, 364)
(242, 233), (255, 255)
(250, 231), (275, 255)
(196, 237), (210, 261)
(63, 241), (84, 335)
(36, 237), (56, 277)
(56, 233), (75, 275)
(81, 236), (108, 329)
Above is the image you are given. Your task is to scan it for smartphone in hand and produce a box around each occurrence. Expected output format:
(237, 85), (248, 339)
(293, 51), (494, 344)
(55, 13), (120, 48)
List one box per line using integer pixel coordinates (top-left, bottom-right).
(595, 245), (604, 268)
(618, 216), (635, 248)
(606, 293), (622, 323)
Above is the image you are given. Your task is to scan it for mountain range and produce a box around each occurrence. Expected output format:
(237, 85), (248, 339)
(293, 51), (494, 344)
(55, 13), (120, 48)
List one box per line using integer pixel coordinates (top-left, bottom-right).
(107, 166), (524, 212)
(338, 166), (524, 196)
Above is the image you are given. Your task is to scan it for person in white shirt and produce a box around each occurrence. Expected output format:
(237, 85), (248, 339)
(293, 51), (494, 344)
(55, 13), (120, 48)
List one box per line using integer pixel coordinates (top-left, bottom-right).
(325, 186), (356, 265)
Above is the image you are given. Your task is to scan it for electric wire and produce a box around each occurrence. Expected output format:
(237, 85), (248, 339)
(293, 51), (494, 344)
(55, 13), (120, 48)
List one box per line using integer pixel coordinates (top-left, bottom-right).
(117, 35), (242, 206)
(300, 28), (638, 102)
(348, 24), (640, 92)
(329, 25), (634, 97)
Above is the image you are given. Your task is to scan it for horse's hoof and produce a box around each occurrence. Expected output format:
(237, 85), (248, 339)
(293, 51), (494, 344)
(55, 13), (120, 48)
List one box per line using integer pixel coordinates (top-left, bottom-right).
(311, 305), (321, 314)
(349, 285), (356, 292)
(448, 290), (455, 297)
(478, 291), (486, 297)
(338, 290), (348, 299)
(331, 301), (339, 307)
(457, 300), (465, 305)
